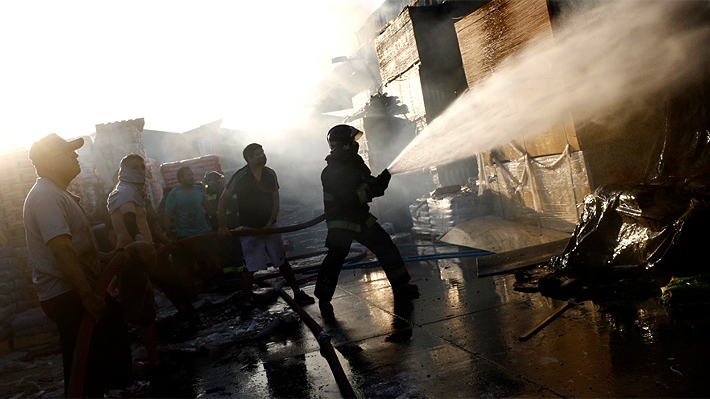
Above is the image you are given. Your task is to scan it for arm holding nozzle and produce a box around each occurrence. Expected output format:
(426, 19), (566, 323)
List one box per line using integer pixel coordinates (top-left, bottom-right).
(367, 169), (391, 198)
(375, 169), (391, 188)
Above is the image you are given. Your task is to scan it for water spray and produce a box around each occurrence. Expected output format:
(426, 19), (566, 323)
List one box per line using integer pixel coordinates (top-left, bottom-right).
(387, 1), (710, 176)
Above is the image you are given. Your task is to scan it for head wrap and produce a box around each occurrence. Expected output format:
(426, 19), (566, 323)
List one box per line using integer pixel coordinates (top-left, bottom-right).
(107, 158), (147, 214)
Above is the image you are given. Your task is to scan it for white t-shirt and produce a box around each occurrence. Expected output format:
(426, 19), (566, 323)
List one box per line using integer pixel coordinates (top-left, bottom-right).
(23, 177), (102, 301)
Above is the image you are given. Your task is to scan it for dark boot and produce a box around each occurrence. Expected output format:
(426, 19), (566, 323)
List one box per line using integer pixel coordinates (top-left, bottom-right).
(393, 283), (419, 300)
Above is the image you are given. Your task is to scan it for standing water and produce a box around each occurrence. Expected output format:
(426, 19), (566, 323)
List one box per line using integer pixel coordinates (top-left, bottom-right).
(388, 0), (710, 175)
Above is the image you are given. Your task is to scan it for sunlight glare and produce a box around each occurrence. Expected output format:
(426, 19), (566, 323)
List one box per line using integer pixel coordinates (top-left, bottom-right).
(0, 0), (383, 152)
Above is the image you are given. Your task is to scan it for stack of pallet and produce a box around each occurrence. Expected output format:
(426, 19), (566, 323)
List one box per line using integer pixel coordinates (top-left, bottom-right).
(73, 135), (108, 219)
(0, 247), (31, 344)
(93, 119), (146, 188)
(0, 246), (55, 353)
(145, 158), (163, 209)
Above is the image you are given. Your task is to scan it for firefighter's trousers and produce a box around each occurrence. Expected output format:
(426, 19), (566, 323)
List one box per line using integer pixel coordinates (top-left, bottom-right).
(315, 222), (411, 302)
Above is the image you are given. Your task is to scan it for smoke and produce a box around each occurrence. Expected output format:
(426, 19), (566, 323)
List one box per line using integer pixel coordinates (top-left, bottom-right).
(211, 1), (386, 211)
(388, 0), (710, 175)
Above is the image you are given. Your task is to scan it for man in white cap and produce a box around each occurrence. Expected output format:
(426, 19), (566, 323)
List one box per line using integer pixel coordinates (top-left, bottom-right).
(23, 134), (149, 397)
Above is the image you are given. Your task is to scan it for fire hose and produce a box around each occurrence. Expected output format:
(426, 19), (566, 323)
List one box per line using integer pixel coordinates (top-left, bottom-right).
(156, 205), (338, 254)
(69, 203), (489, 397)
(68, 208), (358, 398)
(260, 280), (358, 398)
(67, 241), (154, 398)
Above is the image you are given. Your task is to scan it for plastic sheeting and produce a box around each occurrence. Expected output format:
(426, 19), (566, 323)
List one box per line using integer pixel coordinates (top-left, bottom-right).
(548, 182), (710, 278)
(482, 145), (590, 232)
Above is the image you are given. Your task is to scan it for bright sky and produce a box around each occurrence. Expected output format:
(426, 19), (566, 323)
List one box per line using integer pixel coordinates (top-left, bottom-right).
(0, 0), (383, 152)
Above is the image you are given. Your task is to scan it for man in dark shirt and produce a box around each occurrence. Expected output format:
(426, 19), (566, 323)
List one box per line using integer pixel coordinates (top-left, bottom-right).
(218, 143), (314, 314)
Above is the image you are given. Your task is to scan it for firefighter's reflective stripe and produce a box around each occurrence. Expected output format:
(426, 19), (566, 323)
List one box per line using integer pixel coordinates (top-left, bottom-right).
(326, 220), (361, 232)
(223, 265), (243, 274)
(323, 191), (335, 203)
(356, 185), (368, 204)
(326, 215), (376, 232)
(208, 194), (234, 221)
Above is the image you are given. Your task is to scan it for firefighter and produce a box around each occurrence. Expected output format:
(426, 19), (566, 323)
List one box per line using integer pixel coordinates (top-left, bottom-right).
(315, 124), (419, 318)
(204, 171), (244, 280)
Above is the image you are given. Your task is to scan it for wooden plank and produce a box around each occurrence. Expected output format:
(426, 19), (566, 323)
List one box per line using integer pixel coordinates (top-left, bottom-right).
(518, 298), (578, 341)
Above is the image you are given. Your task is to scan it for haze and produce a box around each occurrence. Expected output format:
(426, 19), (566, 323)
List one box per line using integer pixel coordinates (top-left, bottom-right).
(0, 0), (383, 152)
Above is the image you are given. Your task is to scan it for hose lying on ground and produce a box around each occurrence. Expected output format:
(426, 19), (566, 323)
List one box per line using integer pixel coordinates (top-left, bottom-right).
(71, 203), (489, 398)
(260, 280), (358, 399)
(300, 248), (494, 275)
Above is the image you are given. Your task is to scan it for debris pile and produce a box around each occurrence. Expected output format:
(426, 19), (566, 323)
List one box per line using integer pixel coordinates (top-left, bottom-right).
(661, 276), (710, 306)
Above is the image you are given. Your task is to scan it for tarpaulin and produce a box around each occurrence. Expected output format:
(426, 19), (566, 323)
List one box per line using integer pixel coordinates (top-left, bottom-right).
(514, 180), (710, 295)
(549, 182), (709, 277)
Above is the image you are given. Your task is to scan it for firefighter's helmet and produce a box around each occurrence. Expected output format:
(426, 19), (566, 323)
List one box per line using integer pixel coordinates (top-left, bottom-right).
(204, 171), (223, 183)
(327, 125), (363, 150)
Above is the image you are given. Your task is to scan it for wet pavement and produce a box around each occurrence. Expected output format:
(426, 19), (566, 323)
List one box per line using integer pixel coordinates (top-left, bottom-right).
(152, 240), (709, 398)
(1, 236), (708, 398)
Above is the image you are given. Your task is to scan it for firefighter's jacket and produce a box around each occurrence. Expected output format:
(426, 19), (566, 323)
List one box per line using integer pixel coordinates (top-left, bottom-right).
(321, 150), (388, 232)
(206, 182), (240, 231)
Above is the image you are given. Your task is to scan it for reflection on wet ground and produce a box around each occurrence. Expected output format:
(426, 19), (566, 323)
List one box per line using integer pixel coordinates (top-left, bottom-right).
(0, 235), (707, 397)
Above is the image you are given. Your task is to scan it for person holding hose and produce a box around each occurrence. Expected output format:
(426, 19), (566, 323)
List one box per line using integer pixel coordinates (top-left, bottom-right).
(23, 134), (149, 397)
(107, 154), (170, 377)
(204, 170), (244, 280)
(316, 125), (419, 319)
(164, 167), (222, 293)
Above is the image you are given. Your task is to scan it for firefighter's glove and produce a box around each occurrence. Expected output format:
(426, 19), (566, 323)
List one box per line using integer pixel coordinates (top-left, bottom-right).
(367, 169), (390, 198)
(375, 169), (391, 189)
(365, 180), (386, 199)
